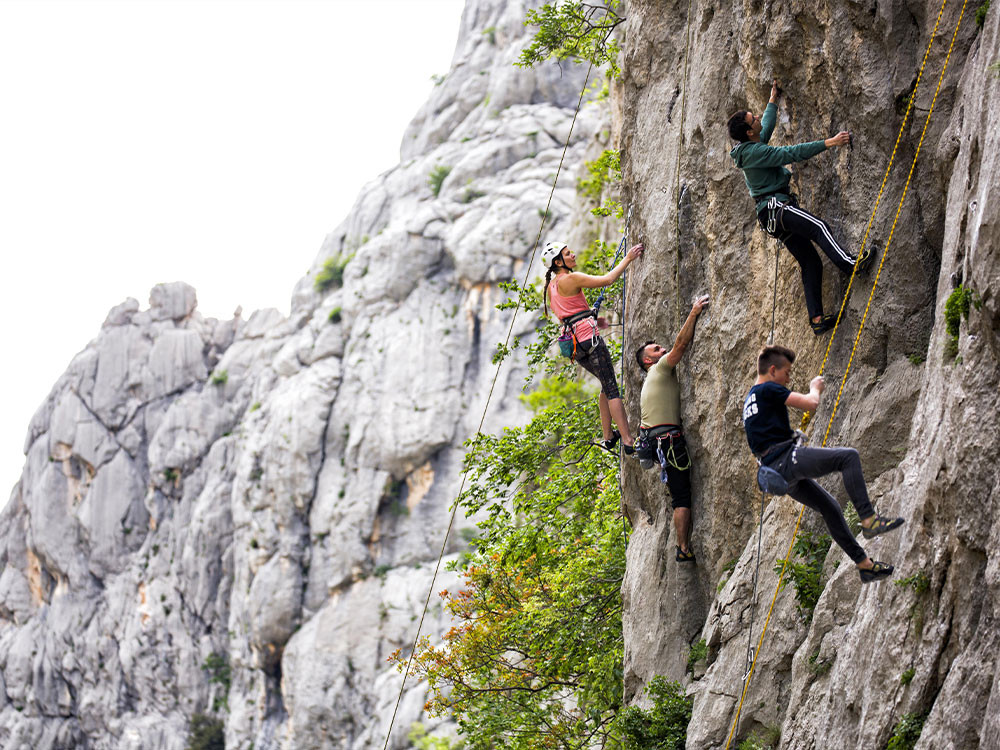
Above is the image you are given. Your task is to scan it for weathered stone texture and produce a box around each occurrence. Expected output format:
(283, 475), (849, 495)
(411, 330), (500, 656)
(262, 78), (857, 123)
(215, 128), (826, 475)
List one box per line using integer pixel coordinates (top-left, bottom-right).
(0, 1), (604, 748)
(618, 2), (998, 748)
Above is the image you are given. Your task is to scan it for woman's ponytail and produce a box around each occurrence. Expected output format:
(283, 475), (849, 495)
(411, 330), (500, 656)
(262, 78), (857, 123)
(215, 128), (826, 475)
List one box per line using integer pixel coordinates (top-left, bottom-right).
(543, 267), (554, 317)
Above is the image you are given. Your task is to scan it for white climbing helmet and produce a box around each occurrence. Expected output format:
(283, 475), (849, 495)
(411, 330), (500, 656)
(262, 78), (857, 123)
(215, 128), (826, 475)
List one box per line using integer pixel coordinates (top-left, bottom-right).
(542, 241), (568, 267)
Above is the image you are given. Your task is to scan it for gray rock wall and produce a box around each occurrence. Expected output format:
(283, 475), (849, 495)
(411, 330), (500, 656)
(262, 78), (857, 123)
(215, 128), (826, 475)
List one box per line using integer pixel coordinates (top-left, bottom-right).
(616, 1), (998, 748)
(0, 1), (607, 748)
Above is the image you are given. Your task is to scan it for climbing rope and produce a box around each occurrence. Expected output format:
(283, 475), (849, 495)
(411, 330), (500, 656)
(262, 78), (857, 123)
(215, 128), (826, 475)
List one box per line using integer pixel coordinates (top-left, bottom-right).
(807, 0), (956, 408)
(768, 245), (780, 346)
(726, 1), (967, 746)
(672, 0), (695, 331)
(381, 57), (598, 750)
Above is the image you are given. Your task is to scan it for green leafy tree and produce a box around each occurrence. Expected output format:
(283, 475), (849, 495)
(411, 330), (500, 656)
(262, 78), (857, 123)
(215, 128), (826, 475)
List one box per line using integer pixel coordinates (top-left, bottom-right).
(517, 1), (625, 79)
(395, 377), (630, 748)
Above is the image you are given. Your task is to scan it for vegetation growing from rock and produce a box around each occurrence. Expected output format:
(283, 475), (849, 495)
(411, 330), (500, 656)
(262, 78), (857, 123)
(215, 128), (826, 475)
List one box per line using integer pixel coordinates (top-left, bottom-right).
(943, 284), (977, 359)
(517, 1), (625, 78)
(398, 376), (633, 747)
(885, 711), (928, 750)
(186, 713), (224, 750)
(773, 530), (831, 623)
(314, 253), (354, 293)
(615, 676), (693, 750)
(428, 164), (453, 197)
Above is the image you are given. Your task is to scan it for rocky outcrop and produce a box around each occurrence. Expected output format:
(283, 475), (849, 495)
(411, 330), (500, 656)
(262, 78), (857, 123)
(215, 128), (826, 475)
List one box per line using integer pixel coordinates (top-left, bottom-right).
(617, 1), (998, 748)
(0, 2), (605, 748)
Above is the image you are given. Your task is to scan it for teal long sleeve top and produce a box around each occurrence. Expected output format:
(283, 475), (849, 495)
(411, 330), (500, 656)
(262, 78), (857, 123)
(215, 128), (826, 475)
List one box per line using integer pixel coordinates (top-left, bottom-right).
(730, 103), (827, 213)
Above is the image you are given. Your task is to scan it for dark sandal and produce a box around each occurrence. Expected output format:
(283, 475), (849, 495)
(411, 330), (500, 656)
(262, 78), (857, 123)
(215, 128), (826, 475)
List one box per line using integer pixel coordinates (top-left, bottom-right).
(598, 430), (621, 453)
(810, 314), (837, 335)
(861, 514), (904, 539)
(859, 560), (893, 583)
(676, 546), (696, 563)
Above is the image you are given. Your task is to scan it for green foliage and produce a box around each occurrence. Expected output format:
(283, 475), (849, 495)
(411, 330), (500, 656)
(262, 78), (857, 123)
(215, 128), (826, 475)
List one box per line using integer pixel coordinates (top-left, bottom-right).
(895, 571), (930, 595)
(250, 401), (261, 412)
(314, 253), (354, 293)
(900, 668), (915, 686)
(807, 649), (832, 677)
(886, 712), (928, 750)
(186, 713), (224, 750)
(328, 306), (342, 324)
(737, 725), (781, 750)
(686, 639), (707, 675)
(943, 284), (979, 359)
(774, 530), (831, 623)
(428, 165), (453, 197)
(210, 369), (228, 386)
(409, 723), (465, 749)
(202, 652), (231, 712)
(482, 26), (497, 45)
(578, 149), (620, 200)
(163, 467), (179, 483)
(398, 376), (628, 747)
(944, 284), (975, 338)
(517, 1), (625, 79)
(578, 149), (623, 219)
(907, 353), (925, 365)
(614, 676), (693, 750)
(976, 1), (991, 29)
(990, 60), (1000, 77)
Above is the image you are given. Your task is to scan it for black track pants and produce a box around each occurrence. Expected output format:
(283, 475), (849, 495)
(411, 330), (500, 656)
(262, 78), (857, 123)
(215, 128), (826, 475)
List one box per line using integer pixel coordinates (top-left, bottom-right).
(777, 445), (874, 564)
(758, 199), (856, 320)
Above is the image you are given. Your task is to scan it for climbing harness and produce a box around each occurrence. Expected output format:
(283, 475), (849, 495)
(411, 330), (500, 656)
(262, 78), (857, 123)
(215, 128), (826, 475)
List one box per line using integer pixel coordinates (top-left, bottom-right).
(726, 2), (968, 746)
(558, 206), (632, 361)
(381, 53), (601, 750)
(557, 309), (599, 359)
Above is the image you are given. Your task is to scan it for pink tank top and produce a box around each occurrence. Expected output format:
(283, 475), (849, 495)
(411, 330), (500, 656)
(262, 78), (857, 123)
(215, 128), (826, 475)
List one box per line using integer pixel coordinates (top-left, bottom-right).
(548, 276), (597, 342)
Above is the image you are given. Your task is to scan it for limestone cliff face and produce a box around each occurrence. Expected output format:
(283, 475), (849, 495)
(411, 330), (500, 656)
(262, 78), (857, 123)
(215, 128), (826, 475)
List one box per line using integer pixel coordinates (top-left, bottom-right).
(0, 2), (603, 748)
(616, 1), (998, 748)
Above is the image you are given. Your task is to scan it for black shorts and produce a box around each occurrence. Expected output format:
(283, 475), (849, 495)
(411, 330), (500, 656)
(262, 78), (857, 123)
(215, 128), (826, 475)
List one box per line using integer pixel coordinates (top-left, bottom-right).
(636, 427), (692, 509)
(576, 337), (620, 400)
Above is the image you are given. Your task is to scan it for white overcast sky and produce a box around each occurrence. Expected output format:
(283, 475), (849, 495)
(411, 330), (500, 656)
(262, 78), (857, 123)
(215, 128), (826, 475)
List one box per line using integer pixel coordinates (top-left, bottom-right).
(0, 0), (466, 500)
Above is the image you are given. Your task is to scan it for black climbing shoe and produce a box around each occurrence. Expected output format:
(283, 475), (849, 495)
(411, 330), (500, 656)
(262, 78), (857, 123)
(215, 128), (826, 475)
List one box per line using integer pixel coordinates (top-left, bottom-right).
(623, 442), (636, 456)
(810, 314), (837, 335)
(861, 514), (905, 540)
(854, 245), (876, 275)
(676, 546), (696, 563)
(598, 430), (621, 453)
(859, 560), (893, 583)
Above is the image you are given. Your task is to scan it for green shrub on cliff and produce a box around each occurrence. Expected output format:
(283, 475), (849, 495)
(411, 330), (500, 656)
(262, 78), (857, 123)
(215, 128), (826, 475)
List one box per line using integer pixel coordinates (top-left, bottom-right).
(396, 376), (632, 747)
(615, 676), (693, 750)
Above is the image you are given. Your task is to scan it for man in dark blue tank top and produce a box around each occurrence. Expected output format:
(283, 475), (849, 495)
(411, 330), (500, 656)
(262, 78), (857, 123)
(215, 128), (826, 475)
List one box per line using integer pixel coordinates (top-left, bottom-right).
(743, 345), (904, 583)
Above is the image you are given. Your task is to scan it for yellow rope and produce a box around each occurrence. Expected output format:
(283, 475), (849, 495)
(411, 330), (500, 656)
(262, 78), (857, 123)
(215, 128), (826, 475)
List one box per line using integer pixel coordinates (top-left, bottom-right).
(726, 1), (966, 745)
(802, 0), (953, 431)
(821, 0), (968, 445)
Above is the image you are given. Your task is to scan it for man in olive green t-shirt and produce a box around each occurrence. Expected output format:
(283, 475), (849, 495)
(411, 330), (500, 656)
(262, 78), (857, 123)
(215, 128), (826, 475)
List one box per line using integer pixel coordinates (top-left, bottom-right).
(634, 294), (709, 563)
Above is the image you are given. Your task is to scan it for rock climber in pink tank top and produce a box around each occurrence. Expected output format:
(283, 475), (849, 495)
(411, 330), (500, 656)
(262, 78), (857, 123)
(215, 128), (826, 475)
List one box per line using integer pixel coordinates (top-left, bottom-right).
(542, 240), (644, 452)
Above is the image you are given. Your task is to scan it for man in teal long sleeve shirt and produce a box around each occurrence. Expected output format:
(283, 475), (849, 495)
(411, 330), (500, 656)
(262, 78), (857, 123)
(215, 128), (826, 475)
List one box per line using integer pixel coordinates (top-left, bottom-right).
(728, 79), (872, 334)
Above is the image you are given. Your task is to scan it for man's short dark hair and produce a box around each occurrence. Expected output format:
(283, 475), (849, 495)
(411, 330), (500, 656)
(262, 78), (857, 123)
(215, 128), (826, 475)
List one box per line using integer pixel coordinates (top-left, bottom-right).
(757, 345), (796, 374)
(727, 110), (751, 142)
(635, 340), (655, 371)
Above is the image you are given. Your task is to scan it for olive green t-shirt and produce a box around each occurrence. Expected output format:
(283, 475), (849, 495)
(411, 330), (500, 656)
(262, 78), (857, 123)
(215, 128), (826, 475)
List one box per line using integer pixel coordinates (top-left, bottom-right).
(640, 358), (681, 427)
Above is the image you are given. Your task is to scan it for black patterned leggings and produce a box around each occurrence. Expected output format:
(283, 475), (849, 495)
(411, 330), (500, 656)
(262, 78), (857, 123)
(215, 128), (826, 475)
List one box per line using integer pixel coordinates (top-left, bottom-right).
(576, 337), (620, 400)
